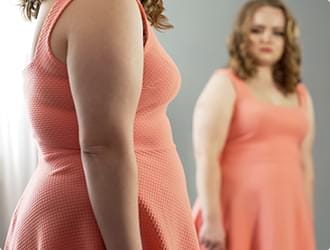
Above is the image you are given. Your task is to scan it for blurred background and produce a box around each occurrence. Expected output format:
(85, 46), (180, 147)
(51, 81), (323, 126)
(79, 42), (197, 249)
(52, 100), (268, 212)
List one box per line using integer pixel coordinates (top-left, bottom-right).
(1, 0), (329, 248)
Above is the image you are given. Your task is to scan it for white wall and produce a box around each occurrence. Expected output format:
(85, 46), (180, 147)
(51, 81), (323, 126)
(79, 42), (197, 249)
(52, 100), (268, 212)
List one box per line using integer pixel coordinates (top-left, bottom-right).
(0, 2), (37, 246)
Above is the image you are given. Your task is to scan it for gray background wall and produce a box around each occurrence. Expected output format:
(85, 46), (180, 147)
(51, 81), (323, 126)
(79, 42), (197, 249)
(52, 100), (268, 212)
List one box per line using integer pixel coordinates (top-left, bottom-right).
(159, 0), (330, 249)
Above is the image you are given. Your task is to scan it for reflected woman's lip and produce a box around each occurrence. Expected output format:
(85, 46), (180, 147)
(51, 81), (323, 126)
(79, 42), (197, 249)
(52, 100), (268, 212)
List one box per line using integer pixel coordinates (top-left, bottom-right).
(260, 47), (273, 53)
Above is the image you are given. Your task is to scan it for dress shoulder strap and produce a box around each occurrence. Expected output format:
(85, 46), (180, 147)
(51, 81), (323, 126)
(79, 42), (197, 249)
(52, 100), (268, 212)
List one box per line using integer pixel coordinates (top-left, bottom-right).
(32, 0), (73, 67)
(33, 0), (150, 67)
(296, 83), (309, 109)
(135, 0), (150, 47)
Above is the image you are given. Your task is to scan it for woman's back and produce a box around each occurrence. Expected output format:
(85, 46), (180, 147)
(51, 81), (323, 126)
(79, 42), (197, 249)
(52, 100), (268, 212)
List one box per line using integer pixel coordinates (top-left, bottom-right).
(5, 0), (199, 248)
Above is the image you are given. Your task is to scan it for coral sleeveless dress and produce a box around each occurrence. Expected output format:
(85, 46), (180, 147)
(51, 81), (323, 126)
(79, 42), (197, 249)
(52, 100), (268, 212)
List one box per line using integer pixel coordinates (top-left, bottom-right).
(193, 68), (316, 250)
(4, 0), (199, 249)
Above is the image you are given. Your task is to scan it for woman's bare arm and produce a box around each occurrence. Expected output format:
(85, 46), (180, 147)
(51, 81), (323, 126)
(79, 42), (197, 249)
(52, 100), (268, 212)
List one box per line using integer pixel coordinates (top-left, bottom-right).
(301, 90), (316, 214)
(64, 0), (144, 248)
(193, 72), (235, 225)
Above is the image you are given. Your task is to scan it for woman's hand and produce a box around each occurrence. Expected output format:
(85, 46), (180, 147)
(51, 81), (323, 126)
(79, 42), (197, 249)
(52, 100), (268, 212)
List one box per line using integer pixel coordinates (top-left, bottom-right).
(199, 220), (226, 250)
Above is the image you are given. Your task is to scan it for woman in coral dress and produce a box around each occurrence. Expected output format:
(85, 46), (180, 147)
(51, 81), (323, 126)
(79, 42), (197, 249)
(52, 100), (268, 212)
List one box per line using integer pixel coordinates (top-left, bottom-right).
(5, 0), (199, 249)
(193, 1), (316, 249)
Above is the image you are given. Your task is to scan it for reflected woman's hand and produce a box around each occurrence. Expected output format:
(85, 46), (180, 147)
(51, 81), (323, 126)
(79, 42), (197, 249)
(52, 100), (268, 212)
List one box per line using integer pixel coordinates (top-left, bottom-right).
(199, 220), (226, 250)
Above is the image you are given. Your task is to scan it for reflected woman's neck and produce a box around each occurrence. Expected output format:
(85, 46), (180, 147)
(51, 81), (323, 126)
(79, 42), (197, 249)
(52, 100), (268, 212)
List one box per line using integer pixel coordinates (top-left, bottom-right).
(252, 65), (274, 86)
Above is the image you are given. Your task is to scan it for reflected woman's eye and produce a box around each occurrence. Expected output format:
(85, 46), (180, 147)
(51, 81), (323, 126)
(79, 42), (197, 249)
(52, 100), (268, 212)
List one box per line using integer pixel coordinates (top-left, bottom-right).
(250, 28), (262, 34)
(274, 31), (285, 36)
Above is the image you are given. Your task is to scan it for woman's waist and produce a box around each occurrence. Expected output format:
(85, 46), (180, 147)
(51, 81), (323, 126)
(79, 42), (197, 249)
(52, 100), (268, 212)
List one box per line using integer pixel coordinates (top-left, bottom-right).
(220, 156), (301, 167)
(220, 144), (301, 164)
(38, 145), (181, 171)
(36, 148), (185, 192)
(219, 158), (304, 188)
(134, 115), (175, 150)
(33, 120), (176, 152)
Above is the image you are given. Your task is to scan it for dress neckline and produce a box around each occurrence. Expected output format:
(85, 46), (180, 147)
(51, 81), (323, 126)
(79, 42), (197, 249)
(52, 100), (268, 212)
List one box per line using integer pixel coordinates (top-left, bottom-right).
(229, 69), (304, 110)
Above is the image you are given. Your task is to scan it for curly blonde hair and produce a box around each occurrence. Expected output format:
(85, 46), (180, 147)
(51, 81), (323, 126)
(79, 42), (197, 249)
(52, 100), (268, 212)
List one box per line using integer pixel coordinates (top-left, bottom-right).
(19, 0), (173, 30)
(228, 0), (301, 94)
(141, 0), (173, 30)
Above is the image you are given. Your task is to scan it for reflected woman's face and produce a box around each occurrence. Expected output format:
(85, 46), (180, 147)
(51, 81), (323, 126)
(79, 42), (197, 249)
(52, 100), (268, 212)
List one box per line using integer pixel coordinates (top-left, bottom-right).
(247, 6), (286, 67)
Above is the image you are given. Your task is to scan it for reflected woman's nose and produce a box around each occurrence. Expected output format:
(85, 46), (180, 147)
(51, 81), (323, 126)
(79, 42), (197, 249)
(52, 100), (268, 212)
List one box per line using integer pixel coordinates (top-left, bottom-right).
(261, 30), (272, 43)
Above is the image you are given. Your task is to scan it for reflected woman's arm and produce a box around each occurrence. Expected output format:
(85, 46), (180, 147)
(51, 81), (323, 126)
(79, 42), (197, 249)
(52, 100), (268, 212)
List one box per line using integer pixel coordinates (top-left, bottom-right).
(301, 91), (316, 215)
(193, 72), (235, 249)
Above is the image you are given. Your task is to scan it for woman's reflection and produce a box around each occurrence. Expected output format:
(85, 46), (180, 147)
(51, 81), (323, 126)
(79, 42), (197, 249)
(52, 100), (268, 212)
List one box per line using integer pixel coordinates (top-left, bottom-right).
(192, 0), (316, 249)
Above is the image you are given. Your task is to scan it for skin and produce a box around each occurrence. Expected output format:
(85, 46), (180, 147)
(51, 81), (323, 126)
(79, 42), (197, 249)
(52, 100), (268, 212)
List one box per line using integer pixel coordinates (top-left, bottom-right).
(194, 6), (315, 250)
(31, 0), (145, 248)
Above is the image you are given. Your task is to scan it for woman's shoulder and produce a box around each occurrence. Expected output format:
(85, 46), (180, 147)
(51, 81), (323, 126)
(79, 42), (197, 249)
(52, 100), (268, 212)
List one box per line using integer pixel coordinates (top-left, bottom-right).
(296, 82), (313, 109)
(296, 82), (312, 101)
(212, 67), (234, 78)
(296, 82), (309, 93)
(208, 67), (234, 86)
(200, 68), (237, 102)
(210, 67), (245, 94)
(212, 67), (243, 85)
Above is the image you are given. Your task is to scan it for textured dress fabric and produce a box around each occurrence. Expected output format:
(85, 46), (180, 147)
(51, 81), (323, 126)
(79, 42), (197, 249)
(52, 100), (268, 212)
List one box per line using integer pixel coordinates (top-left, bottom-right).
(4, 0), (199, 249)
(193, 68), (316, 250)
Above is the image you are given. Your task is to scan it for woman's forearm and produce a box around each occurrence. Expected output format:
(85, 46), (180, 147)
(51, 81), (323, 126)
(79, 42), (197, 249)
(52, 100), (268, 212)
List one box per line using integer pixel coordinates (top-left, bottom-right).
(304, 172), (314, 215)
(302, 157), (315, 217)
(81, 146), (142, 250)
(196, 157), (223, 223)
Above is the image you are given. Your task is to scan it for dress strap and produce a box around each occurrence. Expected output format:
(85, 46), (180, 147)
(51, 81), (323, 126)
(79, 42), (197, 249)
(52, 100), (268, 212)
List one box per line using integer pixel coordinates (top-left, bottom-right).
(32, 0), (150, 68)
(296, 83), (309, 109)
(32, 0), (73, 67)
(135, 0), (150, 47)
